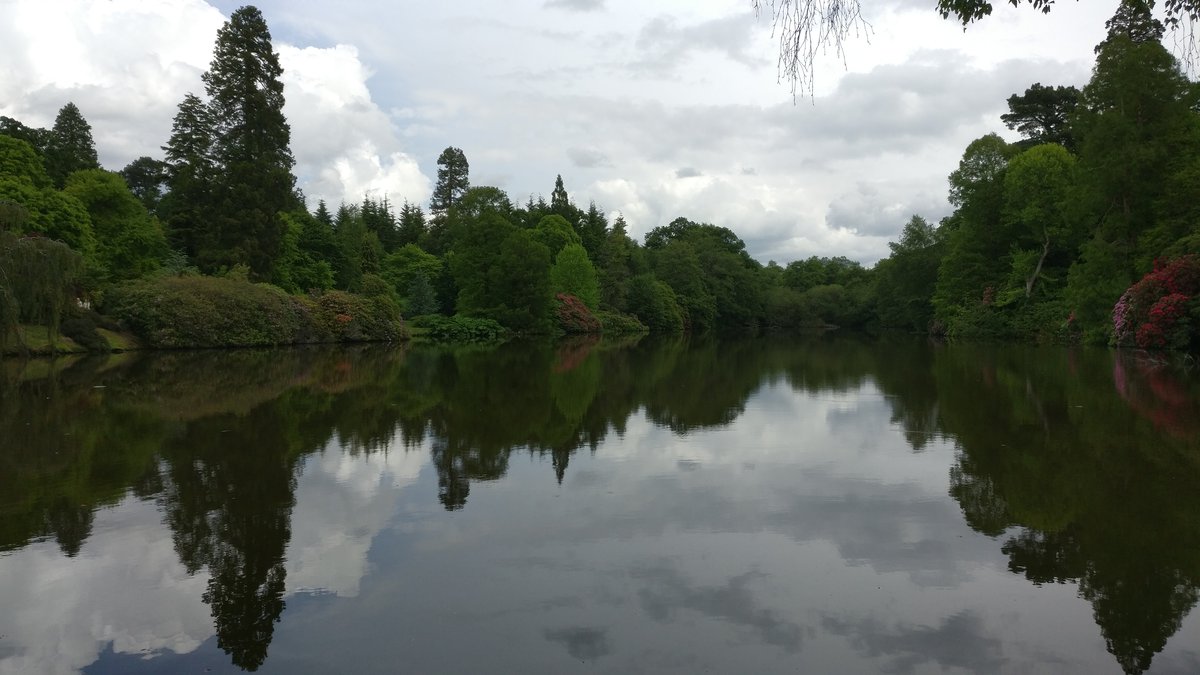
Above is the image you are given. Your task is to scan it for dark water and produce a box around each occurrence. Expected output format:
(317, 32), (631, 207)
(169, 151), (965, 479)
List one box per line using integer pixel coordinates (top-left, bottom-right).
(1, 336), (1199, 675)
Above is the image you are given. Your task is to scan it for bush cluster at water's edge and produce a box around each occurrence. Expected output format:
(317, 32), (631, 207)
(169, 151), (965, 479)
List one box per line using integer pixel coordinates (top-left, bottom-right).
(100, 276), (405, 348)
(554, 292), (601, 334)
(411, 314), (507, 343)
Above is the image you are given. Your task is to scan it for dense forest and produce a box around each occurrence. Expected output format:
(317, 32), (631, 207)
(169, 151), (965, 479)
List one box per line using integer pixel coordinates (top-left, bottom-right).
(2, 0), (1199, 350)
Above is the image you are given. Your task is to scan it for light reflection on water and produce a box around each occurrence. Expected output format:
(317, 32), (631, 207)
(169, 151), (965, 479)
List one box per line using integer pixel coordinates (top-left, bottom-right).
(0, 337), (1198, 674)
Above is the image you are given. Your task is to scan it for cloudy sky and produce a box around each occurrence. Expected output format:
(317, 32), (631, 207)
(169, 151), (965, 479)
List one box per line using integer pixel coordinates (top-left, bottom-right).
(0, 0), (1138, 264)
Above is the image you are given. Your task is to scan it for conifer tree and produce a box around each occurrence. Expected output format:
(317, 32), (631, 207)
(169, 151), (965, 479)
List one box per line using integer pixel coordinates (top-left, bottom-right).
(202, 5), (296, 279)
(430, 147), (469, 214)
(161, 93), (216, 260)
(44, 103), (99, 188)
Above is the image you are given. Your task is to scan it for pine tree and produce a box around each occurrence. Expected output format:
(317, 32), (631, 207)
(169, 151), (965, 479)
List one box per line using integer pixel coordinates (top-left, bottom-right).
(160, 93), (216, 260)
(396, 200), (427, 247)
(45, 103), (100, 188)
(549, 174), (580, 226)
(430, 147), (469, 214)
(202, 5), (296, 279)
(120, 156), (170, 215)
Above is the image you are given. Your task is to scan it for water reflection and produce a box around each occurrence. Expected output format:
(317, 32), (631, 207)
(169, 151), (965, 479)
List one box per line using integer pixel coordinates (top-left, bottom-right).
(0, 338), (1198, 674)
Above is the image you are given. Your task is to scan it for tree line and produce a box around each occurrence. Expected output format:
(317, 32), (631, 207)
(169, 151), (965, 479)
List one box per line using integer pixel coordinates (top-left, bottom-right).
(2, 0), (1198, 348)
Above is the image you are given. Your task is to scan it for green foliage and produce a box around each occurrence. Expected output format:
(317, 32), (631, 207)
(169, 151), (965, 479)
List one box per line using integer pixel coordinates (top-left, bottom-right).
(101, 275), (403, 348)
(431, 147), (470, 214)
(451, 213), (553, 332)
(307, 289), (406, 343)
(119, 156), (169, 214)
(594, 310), (648, 334)
(415, 314), (507, 343)
(0, 135), (51, 189)
(196, 6), (297, 279)
(875, 215), (942, 332)
(1001, 144), (1080, 300)
(1002, 83), (1080, 151)
(532, 214), (581, 256)
(596, 214), (635, 312)
(550, 243), (600, 309)
(0, 231), (83, 349)
(487, 229), (554, 332)
(272, 211), (334, 293)
(396, 200), (426, 247)
(0, 115), (49, 157)
(763, 285), (817, 332)
(406, 273), (439, 317)
(58, 305), (118, 353)
(652, 240), (715, 329)
(44, 102), (100, 188)
(381, 243), (442, 298)
(577, 201), (608, 260)
(63, 169), (169, 282)
(626, 273), (685, 332)
(160, 93), (215, 261)
(0, 178), (95, 257)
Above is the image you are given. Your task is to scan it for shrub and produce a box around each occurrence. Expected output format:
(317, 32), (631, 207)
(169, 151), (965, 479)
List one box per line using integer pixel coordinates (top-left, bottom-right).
(594, 310), (648, 334)
(1113, 255), (1200, 350)
(101, 276), (405, 348)
(414, 314), (507, 343)
(306, 290), (406, 342)
(59, 306), (111, 352)
(554, 293), (601, 334)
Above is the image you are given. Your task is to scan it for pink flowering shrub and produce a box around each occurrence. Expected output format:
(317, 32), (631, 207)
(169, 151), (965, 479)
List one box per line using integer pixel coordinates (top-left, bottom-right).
(1113, 256), (1200, 350)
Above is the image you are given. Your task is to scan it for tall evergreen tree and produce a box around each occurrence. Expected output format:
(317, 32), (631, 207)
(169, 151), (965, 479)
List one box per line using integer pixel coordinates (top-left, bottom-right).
(44, 103), (100, 188)
(549, 174), (581, 226)
(396, 199), (427, 247)
(202, 5), (296, 279)
(313, 199), (334, 227)
(430, 146), (469, 214)
(578, 201), (608, 260)
(160, 93), (216, 260)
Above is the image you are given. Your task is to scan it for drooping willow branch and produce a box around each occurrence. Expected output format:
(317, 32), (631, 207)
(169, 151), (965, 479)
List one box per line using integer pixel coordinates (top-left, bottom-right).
(752, 0), (872, 99)
(754, 0), (1200, 97)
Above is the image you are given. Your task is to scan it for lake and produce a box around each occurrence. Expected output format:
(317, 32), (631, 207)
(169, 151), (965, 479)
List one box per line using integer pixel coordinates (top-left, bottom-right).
(1, 336), (1198, 674)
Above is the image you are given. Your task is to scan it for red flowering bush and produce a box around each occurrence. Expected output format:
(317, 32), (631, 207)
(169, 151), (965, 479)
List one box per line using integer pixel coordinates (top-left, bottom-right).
(1113, 256), (1200, 350)
(554, 292), (601, 334)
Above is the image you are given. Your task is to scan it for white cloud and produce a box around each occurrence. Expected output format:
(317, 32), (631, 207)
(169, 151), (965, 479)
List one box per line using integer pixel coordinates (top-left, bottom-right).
(286, 441), (425, 597)
(0, 499), (214, 675)
(0, 1), (430, 210)
(0, 0), (223, 166)
(279, 43), (431, 208)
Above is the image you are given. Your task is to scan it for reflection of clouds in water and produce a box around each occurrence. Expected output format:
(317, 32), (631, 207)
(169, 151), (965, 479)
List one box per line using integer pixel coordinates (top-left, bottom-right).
(821, 611), (1009, 674)
(633, 564), (806, 653)
(286, 442), (425, 598)
(0, 442), (426, 675)
(543, 626), (612, 661)
(0, 499), (213, 675)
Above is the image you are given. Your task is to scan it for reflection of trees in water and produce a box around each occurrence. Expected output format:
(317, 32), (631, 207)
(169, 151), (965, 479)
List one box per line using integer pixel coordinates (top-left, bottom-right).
(9, 337), (1200, 673)
(901, 345), (1200, 675)
(158, 400), (303, 669)
(0, 356), (165, 557)
(415, 335), (851, 509)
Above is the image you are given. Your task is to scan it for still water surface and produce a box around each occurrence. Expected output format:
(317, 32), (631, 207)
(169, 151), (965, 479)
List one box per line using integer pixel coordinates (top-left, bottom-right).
(1, 336), (1198, 674)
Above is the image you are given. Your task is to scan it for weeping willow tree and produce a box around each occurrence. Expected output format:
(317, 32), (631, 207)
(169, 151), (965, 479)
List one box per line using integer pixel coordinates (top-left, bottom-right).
(0, 201), (83, 352)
